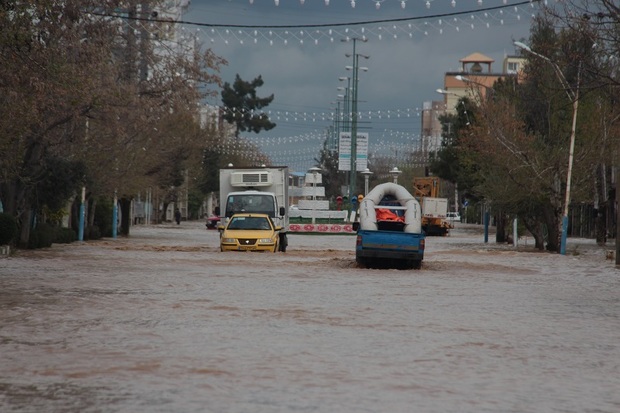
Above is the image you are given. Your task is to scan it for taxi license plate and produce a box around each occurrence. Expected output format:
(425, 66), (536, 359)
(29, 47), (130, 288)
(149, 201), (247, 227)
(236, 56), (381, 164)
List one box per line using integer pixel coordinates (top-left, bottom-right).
(239, 245), (256, 251)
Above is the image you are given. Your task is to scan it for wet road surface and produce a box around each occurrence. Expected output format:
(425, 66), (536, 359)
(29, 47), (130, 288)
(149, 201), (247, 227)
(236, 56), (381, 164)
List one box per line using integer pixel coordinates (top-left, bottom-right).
(1, 222), (619, 412)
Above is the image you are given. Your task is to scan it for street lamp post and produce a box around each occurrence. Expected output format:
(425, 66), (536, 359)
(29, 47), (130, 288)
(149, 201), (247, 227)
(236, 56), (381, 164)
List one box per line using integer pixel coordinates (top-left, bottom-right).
(343, 37), (368, 202)
(514, 41), (579, 255)
(389, 167), (402, 184)
(338, 77), (351, 131)
(308, 166), (321, 224)
(336, 86), (348, 132)
(361, 168), (373, 195)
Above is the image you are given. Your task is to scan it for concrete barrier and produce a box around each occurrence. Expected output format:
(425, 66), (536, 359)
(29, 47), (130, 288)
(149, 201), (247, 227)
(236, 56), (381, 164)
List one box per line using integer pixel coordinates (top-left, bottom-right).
(289, 223), (355, 234)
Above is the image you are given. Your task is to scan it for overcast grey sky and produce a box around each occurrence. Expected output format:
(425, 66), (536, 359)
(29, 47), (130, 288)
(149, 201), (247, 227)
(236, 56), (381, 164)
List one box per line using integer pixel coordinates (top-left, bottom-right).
(182, 0), (539, 172)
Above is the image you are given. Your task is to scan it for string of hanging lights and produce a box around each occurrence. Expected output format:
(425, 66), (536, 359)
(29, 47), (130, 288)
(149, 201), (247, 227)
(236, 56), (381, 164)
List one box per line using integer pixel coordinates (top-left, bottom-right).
(246, 0), (522, 11)
(213, 105), (432, 170)
(218, 105), (421, 123)
(89, 1), (540, 47)
(204, 1), (537, 45)
(214, 126), (425, 171)
(225, 129), (421, 148)
(224, 146), (426, 172)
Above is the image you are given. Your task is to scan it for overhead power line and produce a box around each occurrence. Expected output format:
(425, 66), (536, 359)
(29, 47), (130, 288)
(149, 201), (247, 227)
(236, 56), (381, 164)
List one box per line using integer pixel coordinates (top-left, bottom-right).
(85, 0), (540, 29)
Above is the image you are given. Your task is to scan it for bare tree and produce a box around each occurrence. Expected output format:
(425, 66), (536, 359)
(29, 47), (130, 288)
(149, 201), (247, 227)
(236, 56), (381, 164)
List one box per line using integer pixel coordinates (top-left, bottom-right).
(0, 0), (226, 244)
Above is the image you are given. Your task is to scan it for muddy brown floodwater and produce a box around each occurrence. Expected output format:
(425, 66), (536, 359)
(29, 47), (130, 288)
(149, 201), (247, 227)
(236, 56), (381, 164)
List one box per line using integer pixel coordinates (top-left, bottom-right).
(1, 221), (619, 413)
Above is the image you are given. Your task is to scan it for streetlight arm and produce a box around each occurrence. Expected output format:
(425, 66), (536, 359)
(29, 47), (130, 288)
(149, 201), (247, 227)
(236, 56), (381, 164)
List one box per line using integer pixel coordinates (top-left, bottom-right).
(513, 41), (576, 101)
(436, 88), (457, 96)
(549, 61), (577, 101)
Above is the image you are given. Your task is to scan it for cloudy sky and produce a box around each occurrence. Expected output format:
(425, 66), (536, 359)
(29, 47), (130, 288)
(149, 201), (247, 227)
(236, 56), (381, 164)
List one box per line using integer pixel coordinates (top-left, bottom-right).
(181, 0), (539, 172)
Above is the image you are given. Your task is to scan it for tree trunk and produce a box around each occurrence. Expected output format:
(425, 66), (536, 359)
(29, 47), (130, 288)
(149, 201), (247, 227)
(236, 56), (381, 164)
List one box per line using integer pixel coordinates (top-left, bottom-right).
(13, 182), (34, 249)
(119, 198), (131, 236)
(12, 139), (46, 248)
(543, 206), (561, 253)
(161, 201), (170, 223)
(495, 213), (507, 243)
(595, 164), (607, 245)
(18, 208), (32, 249)
(88, 197), (97, 228)
(595, 205), (607, 245)
(521, 217), (546, 250)
(70, 197), (80, 233)
(0, 182), (17, 216)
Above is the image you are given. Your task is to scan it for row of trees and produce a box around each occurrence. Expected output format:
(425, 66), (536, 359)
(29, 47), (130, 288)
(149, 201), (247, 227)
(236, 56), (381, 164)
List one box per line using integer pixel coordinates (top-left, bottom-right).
(0, 0), (275, 248)
(6, 1), (618, 254)
(431, 2), (620, 252)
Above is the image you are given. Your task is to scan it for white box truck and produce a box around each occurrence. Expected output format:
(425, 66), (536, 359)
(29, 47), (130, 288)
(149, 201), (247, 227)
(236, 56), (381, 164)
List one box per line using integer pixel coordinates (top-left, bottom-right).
(219, 165), (289, 251)
(420, 197), (451, 236)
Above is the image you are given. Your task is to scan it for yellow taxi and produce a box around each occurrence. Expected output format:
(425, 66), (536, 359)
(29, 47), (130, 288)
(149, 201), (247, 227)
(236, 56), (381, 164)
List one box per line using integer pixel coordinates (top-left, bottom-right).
(220, 213), (281, 252)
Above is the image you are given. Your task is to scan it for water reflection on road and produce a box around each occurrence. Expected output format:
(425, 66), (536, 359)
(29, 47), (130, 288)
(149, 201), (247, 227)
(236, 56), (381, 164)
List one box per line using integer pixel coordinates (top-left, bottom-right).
(1, 222), (619, 412)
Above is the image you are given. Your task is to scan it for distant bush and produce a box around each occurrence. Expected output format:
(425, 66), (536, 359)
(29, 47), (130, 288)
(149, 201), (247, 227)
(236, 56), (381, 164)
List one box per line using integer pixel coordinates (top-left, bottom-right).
(54, 227), (77, 244)
(94, 197), (113, 237)
(0, 213), (18, 245)
(28, 223), (54, 249)
(85, 225), (101, 240)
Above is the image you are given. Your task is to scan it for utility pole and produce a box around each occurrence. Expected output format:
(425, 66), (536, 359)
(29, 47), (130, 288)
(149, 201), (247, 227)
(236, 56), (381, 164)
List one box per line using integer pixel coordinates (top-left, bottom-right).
(350, 42), (359, 201)
(343, 37), (368, 201)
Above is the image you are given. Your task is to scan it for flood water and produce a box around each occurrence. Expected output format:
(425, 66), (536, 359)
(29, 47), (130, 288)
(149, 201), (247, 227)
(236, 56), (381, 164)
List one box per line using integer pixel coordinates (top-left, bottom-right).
(1, 222), (619, 413)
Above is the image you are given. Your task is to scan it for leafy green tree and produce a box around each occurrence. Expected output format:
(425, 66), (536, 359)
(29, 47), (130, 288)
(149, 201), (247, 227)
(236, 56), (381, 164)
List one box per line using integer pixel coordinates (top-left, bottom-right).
(36, 157), (89, 213)
(430, 97), (482, 206)
(457, 15), (611, 251)
(547, 0), (620, 245)
(314, 139), (346, 201)
(221, 74), (276, 137)
(199, 149), (223, 195)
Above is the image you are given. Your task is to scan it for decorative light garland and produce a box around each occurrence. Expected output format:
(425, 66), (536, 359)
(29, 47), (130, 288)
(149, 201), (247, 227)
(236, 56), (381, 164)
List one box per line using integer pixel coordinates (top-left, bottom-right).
(240, 0), (517, 11)
(204, 3), (536, 45)
(89, 1), (540, 47)
(212, 126), (427, 172)
(219, 105), (422, 122)
(214, 105), (439, 170)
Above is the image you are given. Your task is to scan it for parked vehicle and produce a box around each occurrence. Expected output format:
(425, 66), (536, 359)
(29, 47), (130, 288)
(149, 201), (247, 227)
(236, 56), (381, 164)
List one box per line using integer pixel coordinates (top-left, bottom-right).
(354, 183), (425, 269)
(206, 208), (220, 229)
(220, 213), (281, 252)
(447, 211), (461, 222)
(219, 165), (289, 251)
(413, 176), (452, 236)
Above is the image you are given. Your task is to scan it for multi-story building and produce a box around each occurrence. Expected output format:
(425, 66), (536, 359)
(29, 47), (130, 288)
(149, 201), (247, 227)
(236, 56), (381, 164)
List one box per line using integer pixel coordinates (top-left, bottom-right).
(420, 51), (526, 165)
(420, 100), (446, 159)
(439, 51), (524, 110)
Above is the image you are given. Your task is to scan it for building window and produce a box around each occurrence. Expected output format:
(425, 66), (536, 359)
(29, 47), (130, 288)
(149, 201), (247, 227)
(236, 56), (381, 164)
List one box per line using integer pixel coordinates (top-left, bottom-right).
(507, 62), (519, 73)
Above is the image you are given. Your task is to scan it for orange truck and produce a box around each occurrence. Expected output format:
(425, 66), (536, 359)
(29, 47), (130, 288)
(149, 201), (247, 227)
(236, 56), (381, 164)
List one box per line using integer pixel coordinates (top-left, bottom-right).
(412, 177), (452, 236)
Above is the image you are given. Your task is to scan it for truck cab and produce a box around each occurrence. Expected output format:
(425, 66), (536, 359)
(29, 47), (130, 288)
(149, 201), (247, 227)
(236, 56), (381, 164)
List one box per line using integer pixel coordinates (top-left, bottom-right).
(219, 166), (289, 252)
